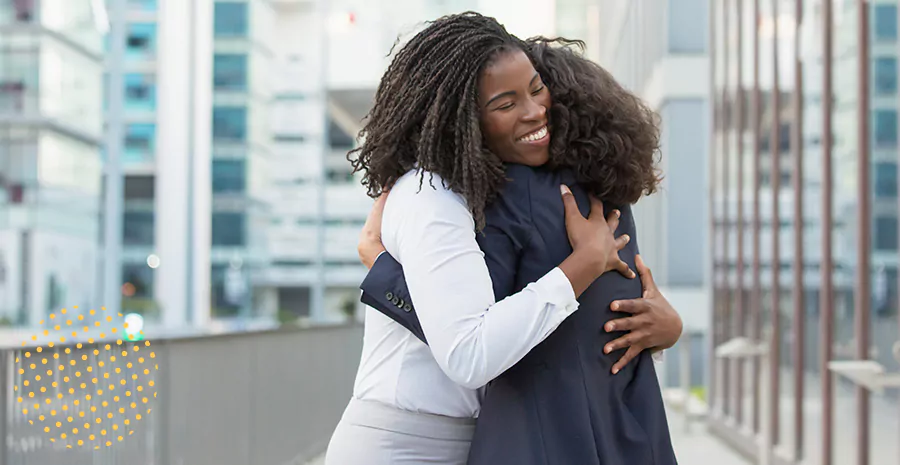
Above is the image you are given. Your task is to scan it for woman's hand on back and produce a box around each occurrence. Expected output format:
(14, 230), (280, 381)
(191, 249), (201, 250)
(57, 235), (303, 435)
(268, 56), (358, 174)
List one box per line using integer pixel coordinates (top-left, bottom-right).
(603, 255), (683, 374)
(357, 192), (389, 269)
(557, 185), (634, 297)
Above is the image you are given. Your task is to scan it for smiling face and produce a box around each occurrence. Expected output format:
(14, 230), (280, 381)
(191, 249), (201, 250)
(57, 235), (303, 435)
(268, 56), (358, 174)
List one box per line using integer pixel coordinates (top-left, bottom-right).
(478, 49), (553, 166)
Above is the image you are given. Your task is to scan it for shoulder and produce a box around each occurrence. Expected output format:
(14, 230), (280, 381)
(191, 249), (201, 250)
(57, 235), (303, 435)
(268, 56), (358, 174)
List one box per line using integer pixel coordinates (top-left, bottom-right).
(385, 170), (474, 234)
(389, 169), (470, 212)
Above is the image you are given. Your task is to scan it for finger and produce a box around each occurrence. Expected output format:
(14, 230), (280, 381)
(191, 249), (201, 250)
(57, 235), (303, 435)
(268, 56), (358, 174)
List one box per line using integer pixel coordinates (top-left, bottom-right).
(606, 209), (621, 233)
(615, 259), (636, 279)
(604, 315), (648, 333)
(588, 195), (608, 225)
(604, 332), (639, 355)
(609, 299), (646, 314)
(614, 234), (631, 251)
(635, 254), (658, 295)
(612, 346), (643, 375)
(560, 185), (583, 223)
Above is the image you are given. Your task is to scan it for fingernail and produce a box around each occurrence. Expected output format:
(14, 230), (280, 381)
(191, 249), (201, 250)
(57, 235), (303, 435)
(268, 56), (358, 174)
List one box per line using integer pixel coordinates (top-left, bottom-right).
(611, 302), (619, 310)
(560, 185), (571, 195)
(612, 368), (619, 375)
(623, 234), (630, 243)
(604, 345), (612, 354)
(615, 210), (620, 218)
(606, 323), (615, 332)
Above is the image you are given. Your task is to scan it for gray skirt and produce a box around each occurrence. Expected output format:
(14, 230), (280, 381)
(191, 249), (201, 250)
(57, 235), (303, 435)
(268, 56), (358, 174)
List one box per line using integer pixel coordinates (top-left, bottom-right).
(325, 397), (476, 465)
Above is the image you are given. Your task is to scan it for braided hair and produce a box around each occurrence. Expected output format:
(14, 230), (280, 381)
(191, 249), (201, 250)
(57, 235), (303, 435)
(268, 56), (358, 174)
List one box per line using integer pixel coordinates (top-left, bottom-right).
(348, 12), (525, 229)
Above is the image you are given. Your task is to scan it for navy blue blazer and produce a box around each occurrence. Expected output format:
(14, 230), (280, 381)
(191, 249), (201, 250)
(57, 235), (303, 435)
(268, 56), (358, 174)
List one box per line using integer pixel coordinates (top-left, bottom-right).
(360, 165), (676, 465)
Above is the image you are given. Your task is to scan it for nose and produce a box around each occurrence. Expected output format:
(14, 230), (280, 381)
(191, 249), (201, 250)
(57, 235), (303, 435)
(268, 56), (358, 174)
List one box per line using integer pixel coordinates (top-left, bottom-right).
(521, 96), (547, 122)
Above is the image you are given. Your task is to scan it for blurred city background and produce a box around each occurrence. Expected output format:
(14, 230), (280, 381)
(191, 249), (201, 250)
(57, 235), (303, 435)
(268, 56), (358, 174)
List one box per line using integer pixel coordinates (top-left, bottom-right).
(0, 0), (897, 464)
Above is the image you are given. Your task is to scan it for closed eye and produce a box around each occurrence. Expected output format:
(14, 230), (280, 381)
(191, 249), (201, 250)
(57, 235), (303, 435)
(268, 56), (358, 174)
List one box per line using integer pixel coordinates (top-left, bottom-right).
(531, 85), (545, 95)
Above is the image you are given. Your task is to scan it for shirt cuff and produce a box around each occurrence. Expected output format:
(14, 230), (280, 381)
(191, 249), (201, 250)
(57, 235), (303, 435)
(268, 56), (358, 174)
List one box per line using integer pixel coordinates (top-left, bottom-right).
(651, 349), (664, 363)
(536, 267), (580, 316)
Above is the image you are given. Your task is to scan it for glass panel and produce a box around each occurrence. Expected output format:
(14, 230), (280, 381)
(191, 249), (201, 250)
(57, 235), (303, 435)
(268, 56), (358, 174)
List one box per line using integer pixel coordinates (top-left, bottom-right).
(126, 23), (156, 60)
(214, 2), (249, 37)
(873, 109), (898, 148)
(212, 107), (247, 141)
(213, 54), (248, 91)
(212, 159), (246, 193)
(211, 212), (245, 246)
(122, 211), (154, 246)
(872, 4), (897, 41)
(873, 57), (897, 96)
(124, 73), (156, 111)
(124, 123), (155, 163)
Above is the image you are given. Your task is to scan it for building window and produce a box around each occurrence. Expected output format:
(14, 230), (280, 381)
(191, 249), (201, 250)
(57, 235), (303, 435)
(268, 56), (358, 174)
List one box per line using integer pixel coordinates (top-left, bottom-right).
(123, 212), (155, 246)
(126, 23), (156, 59)
(212, 213), (246, 246)
(124, 123), (156, 162)
(874, 57), (897, 95)
(213, 107), (247, 141)
(875, 216), (898, 251)
(124, 73), (156, 110)
(213, 54), (248, 90)
(124, 175), (155, 200)
(122, 263), (154, 299)
(875, 162), (898, 198)
(873, 4), (898, 41)
(212, 159), (246, 193)
(329, 118), (355, 149)
(873, 109), (898, 147)
(214, 2), (249, 37)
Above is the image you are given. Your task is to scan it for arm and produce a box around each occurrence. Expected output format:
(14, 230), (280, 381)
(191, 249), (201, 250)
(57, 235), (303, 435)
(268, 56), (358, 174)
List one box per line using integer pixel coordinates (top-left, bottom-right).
(385, 185), (580, 390)
(360, 253), (427, 344)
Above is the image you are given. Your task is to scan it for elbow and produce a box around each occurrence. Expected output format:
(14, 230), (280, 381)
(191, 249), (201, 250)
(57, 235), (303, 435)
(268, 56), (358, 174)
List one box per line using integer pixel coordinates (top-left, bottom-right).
(440, 351), (492, 390)
(444, 370), (489, 390)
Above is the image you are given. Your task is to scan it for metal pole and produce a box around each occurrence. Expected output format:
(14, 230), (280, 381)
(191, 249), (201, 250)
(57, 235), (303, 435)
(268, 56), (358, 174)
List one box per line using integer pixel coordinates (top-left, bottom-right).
(854, 0), (872, 463)
(312, 0), (329, 322)
(708, 0), (719, 416)
(103, 0), (127, 318)
(735, 0), (746, 426)
(769, 0), (782, 448)
(820, 0), (835, 462)
(722, 0), (732, 419)
(790, 0), (805, 460)
(751, 0), (763, 434)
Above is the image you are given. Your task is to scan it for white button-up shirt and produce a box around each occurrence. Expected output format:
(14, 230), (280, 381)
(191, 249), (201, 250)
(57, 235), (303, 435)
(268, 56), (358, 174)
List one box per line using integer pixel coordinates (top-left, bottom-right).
(352, 170), (582, 419)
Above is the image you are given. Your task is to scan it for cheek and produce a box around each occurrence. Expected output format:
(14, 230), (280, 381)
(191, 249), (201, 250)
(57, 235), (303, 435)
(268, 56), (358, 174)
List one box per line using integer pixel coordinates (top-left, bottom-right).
(482, 116), (512, 147)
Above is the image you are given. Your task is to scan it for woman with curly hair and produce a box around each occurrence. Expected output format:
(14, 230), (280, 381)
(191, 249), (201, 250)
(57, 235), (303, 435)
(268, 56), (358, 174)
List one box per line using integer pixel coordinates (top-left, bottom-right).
(325, 12), (681, 465)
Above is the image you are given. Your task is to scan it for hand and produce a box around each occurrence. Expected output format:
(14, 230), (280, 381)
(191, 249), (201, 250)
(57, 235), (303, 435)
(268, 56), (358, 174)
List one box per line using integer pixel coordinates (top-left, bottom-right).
(357, 192), (389, 269)
(560, 185), (634, 278)
(603, 254), (683, 374)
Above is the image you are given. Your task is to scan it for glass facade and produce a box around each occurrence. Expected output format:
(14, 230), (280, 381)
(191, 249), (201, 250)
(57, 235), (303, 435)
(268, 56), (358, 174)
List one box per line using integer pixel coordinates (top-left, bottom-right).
(212, 159), (247, 193)
(710, 1), (900, 463)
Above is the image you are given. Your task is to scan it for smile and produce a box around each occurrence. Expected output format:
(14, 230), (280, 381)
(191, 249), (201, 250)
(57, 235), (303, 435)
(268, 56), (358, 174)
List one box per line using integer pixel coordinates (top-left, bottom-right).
(516, 126), (549, 143)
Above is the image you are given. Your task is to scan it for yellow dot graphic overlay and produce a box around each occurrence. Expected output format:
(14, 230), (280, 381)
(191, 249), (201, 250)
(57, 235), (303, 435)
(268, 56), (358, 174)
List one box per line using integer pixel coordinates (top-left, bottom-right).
(14, 307), (158, 449)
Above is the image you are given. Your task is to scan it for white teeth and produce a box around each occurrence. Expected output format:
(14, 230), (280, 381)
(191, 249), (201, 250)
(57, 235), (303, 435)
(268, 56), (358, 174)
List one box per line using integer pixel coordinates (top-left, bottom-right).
(518, 126), (548, 142)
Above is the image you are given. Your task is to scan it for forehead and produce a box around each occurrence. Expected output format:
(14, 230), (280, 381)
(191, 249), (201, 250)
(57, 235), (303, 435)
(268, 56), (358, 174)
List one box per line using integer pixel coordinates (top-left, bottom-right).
(479, 50), (537, 90)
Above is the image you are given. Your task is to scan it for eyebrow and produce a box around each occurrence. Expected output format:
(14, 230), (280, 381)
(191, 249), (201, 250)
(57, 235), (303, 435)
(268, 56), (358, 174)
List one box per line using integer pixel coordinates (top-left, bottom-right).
(484, 72), (541, 108)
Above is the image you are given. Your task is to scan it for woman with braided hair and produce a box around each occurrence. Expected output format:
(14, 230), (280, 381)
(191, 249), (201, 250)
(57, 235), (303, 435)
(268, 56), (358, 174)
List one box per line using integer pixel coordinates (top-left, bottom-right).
(325, 12), (681, 464)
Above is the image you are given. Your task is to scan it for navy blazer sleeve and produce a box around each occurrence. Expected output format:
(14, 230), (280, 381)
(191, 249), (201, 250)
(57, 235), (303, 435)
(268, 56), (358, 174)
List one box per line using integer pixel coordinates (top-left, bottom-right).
(359, 223), (524, 346)
(360, 253), (427, 343)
